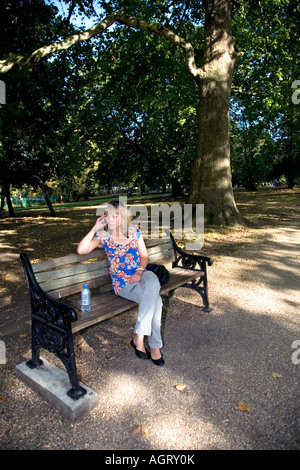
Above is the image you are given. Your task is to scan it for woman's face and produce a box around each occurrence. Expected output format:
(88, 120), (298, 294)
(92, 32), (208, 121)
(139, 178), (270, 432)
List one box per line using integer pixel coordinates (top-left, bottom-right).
(106, 210), (121, 231)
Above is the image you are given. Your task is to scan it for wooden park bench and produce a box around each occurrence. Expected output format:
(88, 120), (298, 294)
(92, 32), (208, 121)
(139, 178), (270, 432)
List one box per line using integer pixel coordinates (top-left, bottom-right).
(20, 232), (213, 401)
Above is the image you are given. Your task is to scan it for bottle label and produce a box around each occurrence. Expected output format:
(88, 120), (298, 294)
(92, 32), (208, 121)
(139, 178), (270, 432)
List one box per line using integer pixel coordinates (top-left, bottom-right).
(82, 293), (90, 303)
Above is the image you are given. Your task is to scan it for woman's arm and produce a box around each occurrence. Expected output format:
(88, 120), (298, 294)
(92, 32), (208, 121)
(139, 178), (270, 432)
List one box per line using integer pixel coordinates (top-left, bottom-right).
(128, 235), (149, 283)
(136, 235), (149, 270)
(77, 215), (106, 254)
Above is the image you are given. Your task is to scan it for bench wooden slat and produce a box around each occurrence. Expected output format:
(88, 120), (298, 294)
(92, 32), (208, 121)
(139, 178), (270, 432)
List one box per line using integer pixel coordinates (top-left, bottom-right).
(34, 240), (174, 296)
(31, 238), (201, 305)
(72, 292), (136, 333)
(160, 267), (203, 294)
(40, 265), (110, 293)
(47, 257), (174, 299)
(46, 264), (174, 300)
(149, 251), (173, 263)
(32, 249), (105, 273)
(42, 257), (174, 297)
(33, 240), (172, 273)
(36, 258), (110, 283)
(47, 275), (112, 299)
(147, 241), (172, 255)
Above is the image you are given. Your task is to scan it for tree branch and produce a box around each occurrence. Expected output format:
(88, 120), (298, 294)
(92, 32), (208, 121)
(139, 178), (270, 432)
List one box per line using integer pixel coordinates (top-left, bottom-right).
(0, 13), (117, 73)
(0, 11), (202, 80)
(115, 13), (201, 80)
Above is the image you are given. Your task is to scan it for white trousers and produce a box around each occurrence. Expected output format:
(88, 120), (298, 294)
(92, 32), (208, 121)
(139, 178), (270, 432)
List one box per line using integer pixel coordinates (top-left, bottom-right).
(118, 271), (163, 349)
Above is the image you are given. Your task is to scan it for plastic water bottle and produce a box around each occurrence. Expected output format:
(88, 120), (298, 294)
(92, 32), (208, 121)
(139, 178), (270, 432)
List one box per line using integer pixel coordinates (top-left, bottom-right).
(81, 284), (91, 313)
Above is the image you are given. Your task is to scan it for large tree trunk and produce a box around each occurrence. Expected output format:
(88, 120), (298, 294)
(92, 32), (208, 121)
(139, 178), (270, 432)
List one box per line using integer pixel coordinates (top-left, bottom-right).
(189, 0), (244, 225)
(34, 176), (56, 217)
(4, 181), (16, 217)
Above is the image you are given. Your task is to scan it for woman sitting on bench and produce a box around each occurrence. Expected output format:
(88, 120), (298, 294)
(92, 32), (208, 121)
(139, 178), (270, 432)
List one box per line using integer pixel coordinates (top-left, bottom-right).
(77, 200), (164, 366)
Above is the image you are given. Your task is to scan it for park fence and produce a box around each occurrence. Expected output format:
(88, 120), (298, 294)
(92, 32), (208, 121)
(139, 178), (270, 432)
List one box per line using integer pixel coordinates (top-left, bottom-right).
(6, 196), (59, 209)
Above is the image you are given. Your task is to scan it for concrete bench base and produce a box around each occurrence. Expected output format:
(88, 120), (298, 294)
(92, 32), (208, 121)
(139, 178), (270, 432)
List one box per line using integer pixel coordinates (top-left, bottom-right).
(16, 357), (99, 422)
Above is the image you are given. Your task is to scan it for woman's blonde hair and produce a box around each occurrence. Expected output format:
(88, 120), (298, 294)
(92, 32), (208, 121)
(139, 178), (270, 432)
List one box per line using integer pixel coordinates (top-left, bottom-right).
(105, 200), (131, 236)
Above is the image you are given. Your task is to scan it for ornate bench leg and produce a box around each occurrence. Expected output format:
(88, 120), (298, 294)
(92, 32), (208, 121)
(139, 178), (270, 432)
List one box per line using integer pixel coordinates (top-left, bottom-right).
(26, 320), (43, 369)
(197, 264), (213, 312)
(63, 330), (87, 400)
(27, 315), (87, 401)
(189, 276), (212, 312)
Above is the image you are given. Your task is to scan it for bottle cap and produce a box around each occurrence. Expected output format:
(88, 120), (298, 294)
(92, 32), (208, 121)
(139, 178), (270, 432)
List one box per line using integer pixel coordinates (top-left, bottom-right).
(83, 284), (88, 288)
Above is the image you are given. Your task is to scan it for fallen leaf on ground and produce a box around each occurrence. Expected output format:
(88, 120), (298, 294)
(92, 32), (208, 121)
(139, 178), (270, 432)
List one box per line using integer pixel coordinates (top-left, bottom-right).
(271, 372), (282, 378)
(175, 384), (187, 391)
(131, 424), (149, 437)
(1, 274), (9, 285)
(234, 401), (251, 412)
(124, 339), (131, 345)
(75, 336), (94, 353)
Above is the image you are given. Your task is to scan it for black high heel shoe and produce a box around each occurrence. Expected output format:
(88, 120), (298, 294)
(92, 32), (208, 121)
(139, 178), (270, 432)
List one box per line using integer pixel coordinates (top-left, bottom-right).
(130, 339), (148, 360)
(151, 353), (165, 367)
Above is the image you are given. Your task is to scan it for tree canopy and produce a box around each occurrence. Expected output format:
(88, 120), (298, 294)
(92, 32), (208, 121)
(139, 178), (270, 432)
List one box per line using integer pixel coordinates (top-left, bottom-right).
(0, 0), (299, 223)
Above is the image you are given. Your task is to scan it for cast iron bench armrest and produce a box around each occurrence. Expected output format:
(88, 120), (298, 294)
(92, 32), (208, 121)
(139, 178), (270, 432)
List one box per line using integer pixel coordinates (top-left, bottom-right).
(168, 231), (213, 269)
(20, 253), (77, 323)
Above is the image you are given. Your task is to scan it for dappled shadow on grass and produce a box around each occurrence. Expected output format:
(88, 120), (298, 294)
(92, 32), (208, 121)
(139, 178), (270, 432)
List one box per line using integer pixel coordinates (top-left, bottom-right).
(175, 217), (300, 330)
(1, 187), (299, 257)
(0, 210), (96, 260)
(234, 187), (300, 225)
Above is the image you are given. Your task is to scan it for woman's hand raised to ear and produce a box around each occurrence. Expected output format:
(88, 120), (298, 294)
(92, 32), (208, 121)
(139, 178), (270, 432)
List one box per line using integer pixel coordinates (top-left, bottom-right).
(77, 215), (107, 255)
(93, 214), (107, 232)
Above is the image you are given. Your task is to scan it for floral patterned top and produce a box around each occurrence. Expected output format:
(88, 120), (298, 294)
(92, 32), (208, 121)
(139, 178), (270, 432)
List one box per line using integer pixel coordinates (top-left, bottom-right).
(94, 225), (141, 294)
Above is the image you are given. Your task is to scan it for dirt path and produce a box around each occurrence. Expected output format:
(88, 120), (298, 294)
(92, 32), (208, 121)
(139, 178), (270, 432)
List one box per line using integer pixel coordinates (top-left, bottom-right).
(0, 189), (300, 450)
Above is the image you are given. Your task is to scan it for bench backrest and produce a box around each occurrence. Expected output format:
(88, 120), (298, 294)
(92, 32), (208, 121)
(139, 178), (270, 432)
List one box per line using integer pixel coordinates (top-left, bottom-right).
(32, 239), (174, 299)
